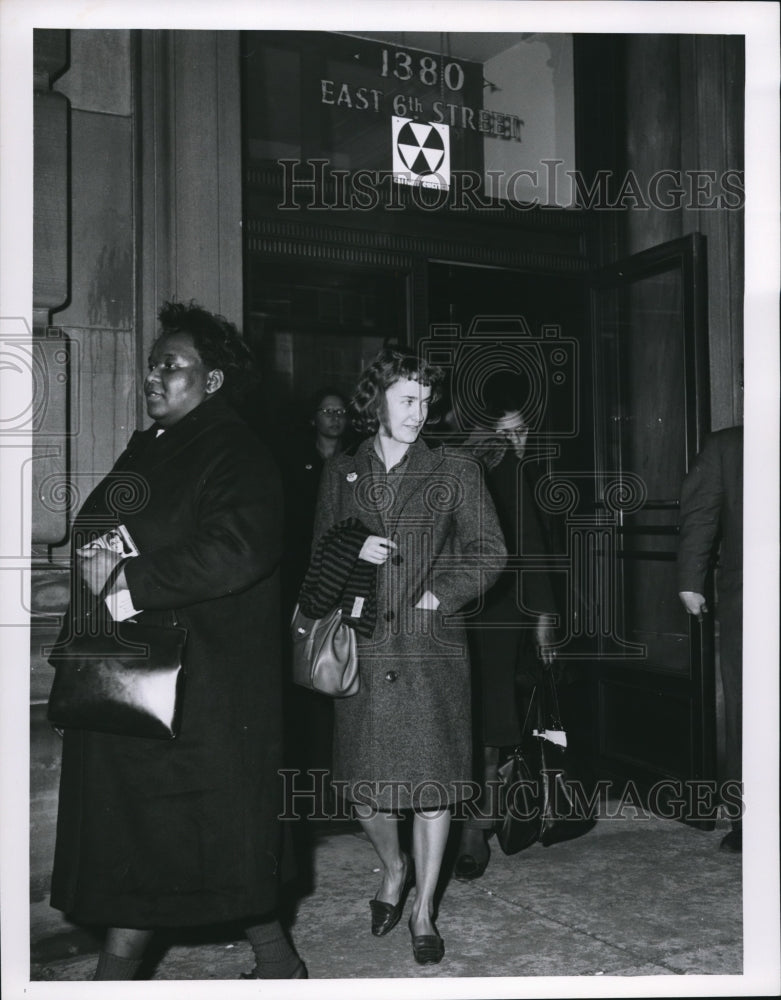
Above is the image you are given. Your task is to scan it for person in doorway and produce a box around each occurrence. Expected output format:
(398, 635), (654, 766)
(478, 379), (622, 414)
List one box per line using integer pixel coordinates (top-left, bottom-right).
(281, 386), (350, 608)
(280, 387), (350, 818)
(677, 426), (743, 853)
(49, 301), (305, 979)
(310, 347), (506, 965)
(454, 372), (559, 879)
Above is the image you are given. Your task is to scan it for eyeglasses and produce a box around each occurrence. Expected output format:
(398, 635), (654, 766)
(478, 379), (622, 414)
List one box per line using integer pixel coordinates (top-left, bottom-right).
(317, 408), (346, 417)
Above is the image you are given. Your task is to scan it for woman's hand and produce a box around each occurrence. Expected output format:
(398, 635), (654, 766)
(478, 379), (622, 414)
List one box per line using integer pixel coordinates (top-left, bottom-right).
(414, 590), (440, 611)
(536, 612), (557, 666)
(358, 535), (397, 564)
(76, 546), (125, 596)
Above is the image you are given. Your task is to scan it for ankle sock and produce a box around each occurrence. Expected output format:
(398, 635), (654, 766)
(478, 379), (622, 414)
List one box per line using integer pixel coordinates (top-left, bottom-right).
(93, 951), (143, 981)
(244, 918), (302, 979)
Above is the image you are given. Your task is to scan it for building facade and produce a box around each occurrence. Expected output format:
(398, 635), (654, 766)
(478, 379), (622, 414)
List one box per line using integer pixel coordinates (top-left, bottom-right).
(30, 28), (744, 946)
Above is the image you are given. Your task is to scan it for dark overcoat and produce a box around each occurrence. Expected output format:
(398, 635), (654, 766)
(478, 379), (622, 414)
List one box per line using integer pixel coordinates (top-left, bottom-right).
(677, 426), (743, 783)
(471, 449), (559, 746)
(677, 427), (743, 598)
(50, 395), (287, 928)
(312, 436), (507, 810)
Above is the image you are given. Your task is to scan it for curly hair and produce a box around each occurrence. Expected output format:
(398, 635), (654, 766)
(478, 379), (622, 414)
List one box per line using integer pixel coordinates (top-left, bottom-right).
(351, 347), (445, 436)
(157, 300), (257, 404)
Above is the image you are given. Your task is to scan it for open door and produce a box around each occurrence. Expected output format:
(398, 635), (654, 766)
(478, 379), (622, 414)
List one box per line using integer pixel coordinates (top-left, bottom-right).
(590, 233), (716, 811)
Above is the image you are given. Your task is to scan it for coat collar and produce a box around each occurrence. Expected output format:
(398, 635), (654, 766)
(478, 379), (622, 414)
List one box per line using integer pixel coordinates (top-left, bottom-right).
(123, 395), (239, 467)
(339, 435), (445, 532)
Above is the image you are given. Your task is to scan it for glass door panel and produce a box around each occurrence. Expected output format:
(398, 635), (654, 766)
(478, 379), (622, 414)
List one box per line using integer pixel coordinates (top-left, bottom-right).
(591, 233), (715, 787)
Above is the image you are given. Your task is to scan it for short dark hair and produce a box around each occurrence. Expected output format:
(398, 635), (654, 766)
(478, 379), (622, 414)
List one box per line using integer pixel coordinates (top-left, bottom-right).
(311, 385), (348, 415)
(482, 370), (532, 423)
(157, 300), (257, 404)
(351, 347), (444, 436)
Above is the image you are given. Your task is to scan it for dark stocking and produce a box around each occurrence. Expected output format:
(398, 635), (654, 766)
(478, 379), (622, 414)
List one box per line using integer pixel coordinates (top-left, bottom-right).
(244, 917), (303, 979)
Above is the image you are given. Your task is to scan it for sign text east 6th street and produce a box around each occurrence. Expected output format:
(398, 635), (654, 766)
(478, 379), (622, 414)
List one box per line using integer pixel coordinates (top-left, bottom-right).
(320, 80), (524, 142)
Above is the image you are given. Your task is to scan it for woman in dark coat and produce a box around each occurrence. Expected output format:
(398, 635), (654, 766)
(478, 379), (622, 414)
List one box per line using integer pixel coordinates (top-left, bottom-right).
(309, 348), (506, 965)
(49, 302), (304, 980)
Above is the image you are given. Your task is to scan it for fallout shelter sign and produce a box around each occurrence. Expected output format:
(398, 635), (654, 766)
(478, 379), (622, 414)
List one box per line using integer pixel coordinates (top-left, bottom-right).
(242, 32), (555, 196)
(392, 117), (451, 190)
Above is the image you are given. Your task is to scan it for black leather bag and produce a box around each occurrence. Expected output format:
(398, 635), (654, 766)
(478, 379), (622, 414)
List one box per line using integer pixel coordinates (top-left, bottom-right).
(536, 672), (597, 847)
(496, 683), (543, 855)
(47, 619), (187, 739)
(495, 672), (596, 854)
(47, 555), (187, 739)
(495, 739), (541, 855)
(291, 603), (359, 697)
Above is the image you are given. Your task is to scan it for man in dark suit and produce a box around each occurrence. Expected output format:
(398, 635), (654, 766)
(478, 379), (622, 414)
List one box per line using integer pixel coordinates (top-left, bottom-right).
(454, 376), (558, 879)
(677, 426), (743, 853)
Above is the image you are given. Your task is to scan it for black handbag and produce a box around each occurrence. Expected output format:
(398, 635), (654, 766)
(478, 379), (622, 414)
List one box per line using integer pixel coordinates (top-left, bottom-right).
(47, 564), (187, 739)
(495, 742), (541, 855)
(496, 671), (596, 854)
(536, 671), (597, 847)
(495, 688), (542, 855)
(291, 603), (359, 697)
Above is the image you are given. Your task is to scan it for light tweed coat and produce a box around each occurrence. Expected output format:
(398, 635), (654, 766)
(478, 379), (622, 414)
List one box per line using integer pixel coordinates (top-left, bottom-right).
(312, 435), (507, 809)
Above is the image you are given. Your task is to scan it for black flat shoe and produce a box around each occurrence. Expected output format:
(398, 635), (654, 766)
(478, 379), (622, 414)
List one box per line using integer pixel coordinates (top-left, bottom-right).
(408, 917), (444, 965)
(370, 853), (415, 937)
(454, 845), (490, 881)
(239, 961), (308, 979)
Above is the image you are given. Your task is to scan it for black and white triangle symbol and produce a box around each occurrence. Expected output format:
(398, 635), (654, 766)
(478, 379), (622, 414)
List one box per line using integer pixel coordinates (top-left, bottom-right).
(396, 121), (445, 175)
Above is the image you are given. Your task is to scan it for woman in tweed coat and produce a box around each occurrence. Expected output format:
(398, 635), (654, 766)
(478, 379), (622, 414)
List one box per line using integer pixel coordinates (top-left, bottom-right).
(311, 348), (506, 964)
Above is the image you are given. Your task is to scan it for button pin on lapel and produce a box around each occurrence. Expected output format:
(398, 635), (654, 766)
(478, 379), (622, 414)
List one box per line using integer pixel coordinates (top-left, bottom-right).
(346, 472), (357, 482)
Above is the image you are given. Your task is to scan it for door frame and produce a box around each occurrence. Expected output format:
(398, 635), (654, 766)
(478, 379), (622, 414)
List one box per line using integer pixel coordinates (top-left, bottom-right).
(589, 233), (716, 809)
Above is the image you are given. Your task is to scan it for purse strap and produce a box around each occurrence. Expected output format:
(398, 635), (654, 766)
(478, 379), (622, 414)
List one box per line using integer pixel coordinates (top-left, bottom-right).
(98, 558), (182, 629)
(517, 684), (538, 740)
(541, 668), (564, 730)
(513, 666), (564, 743)
(97, 557), (130, 601)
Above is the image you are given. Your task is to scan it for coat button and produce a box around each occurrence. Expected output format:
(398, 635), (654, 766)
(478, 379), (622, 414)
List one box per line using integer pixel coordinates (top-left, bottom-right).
(385, 611), (394, 621)
(391, 553), (403, 565)
(384, 671), (398, 683)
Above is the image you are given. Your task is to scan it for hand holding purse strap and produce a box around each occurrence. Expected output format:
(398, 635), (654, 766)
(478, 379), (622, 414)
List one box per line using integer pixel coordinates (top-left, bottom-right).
(97, 556), (130, 600)
(96, 556), (179, 627)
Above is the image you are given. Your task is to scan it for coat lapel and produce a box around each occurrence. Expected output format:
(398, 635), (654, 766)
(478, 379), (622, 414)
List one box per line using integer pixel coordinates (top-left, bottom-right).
(386, 437), (445, 534)
(340, 439), (386, 536)
(342, 436), (446, 536)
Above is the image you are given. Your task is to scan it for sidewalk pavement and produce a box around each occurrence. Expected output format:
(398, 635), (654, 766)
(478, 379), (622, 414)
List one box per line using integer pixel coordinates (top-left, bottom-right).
(30, 807), (742, 986)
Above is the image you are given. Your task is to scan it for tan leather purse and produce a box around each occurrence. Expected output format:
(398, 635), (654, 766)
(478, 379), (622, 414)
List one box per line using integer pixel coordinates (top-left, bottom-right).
(290, 604), (359, 697)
